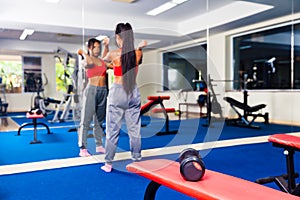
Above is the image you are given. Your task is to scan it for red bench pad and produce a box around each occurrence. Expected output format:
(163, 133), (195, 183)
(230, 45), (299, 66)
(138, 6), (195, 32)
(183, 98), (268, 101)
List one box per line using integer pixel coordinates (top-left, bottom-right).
(126, 159), (299, 200)
(152, 108), (175, 113)
(147, 96), (170, 100)
(269, 134), (300, 150)
(141, 100), (155, 111)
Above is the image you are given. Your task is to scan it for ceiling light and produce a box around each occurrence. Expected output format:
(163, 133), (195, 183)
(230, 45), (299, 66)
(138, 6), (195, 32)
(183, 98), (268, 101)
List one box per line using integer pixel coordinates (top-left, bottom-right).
(171, 0), (188, 4)
(45, 0), (61, 3)
(19, 29), (34, 40)
(112, 0), (136, 2)
(146, 2), (177, 16)
(146, 0), (190, 16)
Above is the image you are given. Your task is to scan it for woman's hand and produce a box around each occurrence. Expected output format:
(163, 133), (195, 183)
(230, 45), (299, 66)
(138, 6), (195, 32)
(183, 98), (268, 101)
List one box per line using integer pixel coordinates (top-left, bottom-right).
(77, 49), (84, 56)
(137, 40), (147, 50)
(102, 37), (110, 47)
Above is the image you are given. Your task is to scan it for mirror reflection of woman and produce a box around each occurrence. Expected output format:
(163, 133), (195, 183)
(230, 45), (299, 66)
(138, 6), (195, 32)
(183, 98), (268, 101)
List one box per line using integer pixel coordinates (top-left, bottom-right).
(77, 37), (109, 157)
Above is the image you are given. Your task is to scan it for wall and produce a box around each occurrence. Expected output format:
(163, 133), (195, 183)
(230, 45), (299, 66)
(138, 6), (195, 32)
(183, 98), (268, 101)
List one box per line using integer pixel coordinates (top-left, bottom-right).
(138, 13), (300, 124)
(2, 13), (300, 124)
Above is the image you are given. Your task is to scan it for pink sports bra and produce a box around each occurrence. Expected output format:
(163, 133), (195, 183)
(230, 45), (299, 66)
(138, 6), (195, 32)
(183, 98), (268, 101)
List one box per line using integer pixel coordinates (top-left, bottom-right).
(86, 60), (106, 78)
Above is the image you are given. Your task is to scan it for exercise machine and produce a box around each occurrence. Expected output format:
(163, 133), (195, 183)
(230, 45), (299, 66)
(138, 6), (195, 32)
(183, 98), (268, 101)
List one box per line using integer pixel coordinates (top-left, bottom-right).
(223, 91), (268, 129)
(56, 47), (82, 126)
(194, 75), (223, 127)
(50, 85), (74, 122)
(223, 74), (268, 129)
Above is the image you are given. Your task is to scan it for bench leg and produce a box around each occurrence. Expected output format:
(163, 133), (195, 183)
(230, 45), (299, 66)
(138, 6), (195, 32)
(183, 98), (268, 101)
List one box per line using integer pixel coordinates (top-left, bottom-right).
(285, 149), (297, 191)
(30, 118), (42, 144)
(144, 181), (161, 200)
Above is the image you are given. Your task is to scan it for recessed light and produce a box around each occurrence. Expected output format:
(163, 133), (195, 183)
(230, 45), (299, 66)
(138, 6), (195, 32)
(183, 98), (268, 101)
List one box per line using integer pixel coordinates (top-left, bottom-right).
(146, 2), (177, 16)
(146, 0), (190, 16)
(112, 0), (136, 3)
(45, 0), (61, 3)
(19, 29), (35, 40)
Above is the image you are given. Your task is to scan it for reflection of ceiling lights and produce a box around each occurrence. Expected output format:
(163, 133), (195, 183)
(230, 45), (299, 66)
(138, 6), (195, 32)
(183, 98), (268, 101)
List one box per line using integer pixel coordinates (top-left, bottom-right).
(19, 29), (34, 40)
(112, 0), (136, 3)
(146, 0), (189, 16)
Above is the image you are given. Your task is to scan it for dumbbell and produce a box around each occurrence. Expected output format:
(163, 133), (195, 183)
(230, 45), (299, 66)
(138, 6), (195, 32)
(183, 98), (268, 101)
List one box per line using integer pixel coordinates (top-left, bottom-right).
(28, 109), (43, 115)
(178, 148), (205, 181)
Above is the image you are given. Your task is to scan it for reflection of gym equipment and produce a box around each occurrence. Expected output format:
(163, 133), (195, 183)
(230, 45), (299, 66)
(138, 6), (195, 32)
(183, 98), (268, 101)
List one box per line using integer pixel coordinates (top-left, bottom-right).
(224, 73), (269, 129)
(256, 134), (300, 197)
(17, 109), (51, 144)
(177, 88), (208, 120)
(141, 96), (177, 135)
(247, 57), (276, 89)
(50, 85), (74, 123)
(56, 47), (81, 126)
(0, 83), (8, 115)
(194, 75), (223, 127)
(126, 159), (297, 200)
(224, 91), (268, 129)
(178, 148), (205, 182)
(31, 74), (74, 123)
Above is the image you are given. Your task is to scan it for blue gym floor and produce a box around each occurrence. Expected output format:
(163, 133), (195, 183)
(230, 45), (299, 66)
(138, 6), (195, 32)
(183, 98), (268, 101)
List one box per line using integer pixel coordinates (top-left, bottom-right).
(0, 113), (300, 199)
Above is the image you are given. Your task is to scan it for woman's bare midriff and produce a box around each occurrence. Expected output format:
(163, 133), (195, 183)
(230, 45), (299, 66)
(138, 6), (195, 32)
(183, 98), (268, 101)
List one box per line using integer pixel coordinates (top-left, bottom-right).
(114, 76), (122, 84)
(88, 76), (106, 86)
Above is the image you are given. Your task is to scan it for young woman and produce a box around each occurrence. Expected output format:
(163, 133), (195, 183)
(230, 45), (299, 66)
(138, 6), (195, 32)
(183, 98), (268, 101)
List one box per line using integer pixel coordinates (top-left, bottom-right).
(101, 23), (147, 172)
(77, 37), (109, 157)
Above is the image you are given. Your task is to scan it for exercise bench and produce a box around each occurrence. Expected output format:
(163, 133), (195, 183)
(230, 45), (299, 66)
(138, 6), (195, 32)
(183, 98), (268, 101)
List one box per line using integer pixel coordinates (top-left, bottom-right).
(256, 134), (300, 196)
(224, 94), (268, 129)
(141, 96), (177, 135)
(17, 110), (51, 144)
(127, 159), (299, 200)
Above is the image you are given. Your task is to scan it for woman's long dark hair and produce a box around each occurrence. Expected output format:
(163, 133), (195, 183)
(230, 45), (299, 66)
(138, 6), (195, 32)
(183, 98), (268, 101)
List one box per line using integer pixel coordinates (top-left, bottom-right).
(115, 23), (136, 94)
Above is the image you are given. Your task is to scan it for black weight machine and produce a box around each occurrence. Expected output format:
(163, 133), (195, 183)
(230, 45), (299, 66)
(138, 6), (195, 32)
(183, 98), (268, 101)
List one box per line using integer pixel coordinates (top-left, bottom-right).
(223, 74), (269, 129)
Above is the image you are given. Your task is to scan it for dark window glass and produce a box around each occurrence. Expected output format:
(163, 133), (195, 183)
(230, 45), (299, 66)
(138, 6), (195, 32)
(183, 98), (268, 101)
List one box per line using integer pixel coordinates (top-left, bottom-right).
(233, 25), (294, 90)
(294, 23), (300, 89)
(163, 44), (207, 91)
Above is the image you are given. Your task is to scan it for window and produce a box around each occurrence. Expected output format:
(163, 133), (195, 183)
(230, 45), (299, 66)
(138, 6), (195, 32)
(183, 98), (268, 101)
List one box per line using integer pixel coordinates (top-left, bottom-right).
(0, 55), (22, 93)
(294, 23), (300, 89)
(163, 44), (207, 91)
(232, 21), (300, 90)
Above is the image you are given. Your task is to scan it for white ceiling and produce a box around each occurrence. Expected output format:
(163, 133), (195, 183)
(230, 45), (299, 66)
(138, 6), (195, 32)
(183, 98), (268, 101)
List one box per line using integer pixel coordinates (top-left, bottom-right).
(0, 0), (299, 51)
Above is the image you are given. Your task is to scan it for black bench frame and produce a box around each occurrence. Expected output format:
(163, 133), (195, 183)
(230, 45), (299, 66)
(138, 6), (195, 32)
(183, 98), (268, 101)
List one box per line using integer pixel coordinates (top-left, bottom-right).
(256, 139), (300, 196)
(224, 91), (268, 129)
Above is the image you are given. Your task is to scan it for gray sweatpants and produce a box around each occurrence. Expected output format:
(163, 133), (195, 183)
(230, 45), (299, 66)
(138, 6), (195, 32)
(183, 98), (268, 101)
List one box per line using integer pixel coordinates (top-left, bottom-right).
(105, 83), (141, 164)
(78, 84), (107, 148)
